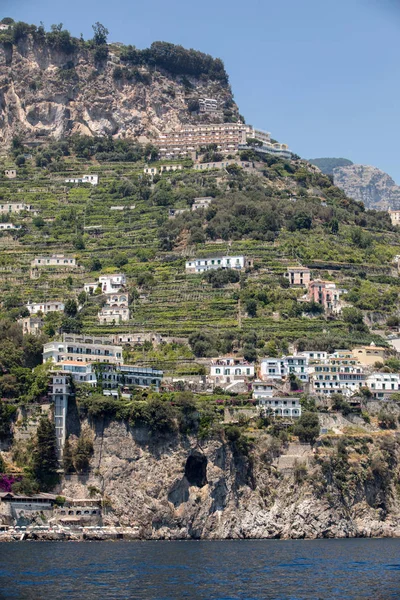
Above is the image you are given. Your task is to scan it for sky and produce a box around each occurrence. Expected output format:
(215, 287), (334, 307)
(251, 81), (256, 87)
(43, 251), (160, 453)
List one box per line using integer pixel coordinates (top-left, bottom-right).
(3, 0), (400, 181)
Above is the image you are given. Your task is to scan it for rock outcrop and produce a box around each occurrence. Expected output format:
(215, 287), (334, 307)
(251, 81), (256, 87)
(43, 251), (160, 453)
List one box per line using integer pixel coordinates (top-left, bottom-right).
(333, 164), (400, 210)
(0, 37), (237, 145)
(59, 419), (400, 540)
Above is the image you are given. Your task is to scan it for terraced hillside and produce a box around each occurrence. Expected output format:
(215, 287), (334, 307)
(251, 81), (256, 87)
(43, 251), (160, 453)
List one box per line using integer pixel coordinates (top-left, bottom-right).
(1, 137), (399, 369)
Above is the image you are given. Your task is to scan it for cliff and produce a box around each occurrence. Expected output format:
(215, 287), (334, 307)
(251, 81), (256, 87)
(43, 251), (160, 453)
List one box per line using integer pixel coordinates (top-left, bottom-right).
(0, 31), (238, 145)
(332, 164), (400, 211)
(58, 417), (400, 540)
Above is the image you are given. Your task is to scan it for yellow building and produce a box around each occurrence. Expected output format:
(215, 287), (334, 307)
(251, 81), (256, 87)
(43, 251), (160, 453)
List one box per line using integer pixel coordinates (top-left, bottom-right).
(351, 345), (387, 366)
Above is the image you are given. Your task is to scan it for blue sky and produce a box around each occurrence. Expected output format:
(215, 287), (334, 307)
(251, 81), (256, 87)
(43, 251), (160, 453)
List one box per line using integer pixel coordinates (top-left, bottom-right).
(3, 0), (400, 181)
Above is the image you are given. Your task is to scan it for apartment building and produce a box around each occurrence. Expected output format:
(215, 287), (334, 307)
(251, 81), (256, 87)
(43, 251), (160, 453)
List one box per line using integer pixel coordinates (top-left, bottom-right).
(252, 380), (277, 400)
(99, 364), (163, 390)
(185, 255), (252, 274)
(260, 356), (310, 383)
(43, 334), (123, 365)
(311, 363), (366, 396)
(257, 396), (302, 418)
(209, 357), (255, 385)
(352, 345), (387, 366)
(285, 267), (311, 287)
(65, 174), (99, 185)
(56, 361), (97, 386)
(26, 301), (65, 314)
(366, 373), (400, 398)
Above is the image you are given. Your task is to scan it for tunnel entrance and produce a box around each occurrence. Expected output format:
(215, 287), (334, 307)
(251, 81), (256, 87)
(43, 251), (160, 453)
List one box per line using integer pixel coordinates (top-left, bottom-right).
(184, 451), (208, 488)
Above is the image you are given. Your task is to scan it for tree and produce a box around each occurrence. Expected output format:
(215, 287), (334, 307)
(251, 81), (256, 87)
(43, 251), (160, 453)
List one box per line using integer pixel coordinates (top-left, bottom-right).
(342, 307), (364, 325)
(293, 412), (320, 444)
(63, 438), (74, 473)
(64, 299), (78, 317)
(243, 344), (257, 363)
(92, 22), (109, 46)
(32, 416), (59, 488)
(246, 299), (257, 318)
(329, 218), (339, 234)
(74, 432), (93, 472)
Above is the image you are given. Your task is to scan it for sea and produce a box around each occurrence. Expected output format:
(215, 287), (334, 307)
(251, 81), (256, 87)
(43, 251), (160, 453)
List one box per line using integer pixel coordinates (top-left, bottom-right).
(0, 539), (399, 599)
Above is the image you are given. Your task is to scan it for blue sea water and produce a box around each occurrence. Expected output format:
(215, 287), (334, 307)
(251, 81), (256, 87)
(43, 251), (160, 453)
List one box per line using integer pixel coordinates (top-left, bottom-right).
(0, 539), (399, 599)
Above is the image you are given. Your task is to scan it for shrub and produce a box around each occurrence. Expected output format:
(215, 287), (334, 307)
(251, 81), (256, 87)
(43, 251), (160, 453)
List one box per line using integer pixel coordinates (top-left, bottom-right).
(293, 412), (320, 444)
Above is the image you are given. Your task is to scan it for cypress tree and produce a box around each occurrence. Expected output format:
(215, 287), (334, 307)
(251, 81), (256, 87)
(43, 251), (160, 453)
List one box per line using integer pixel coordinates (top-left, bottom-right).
(63, 437), (74, 474)
(32, 416), (59, 489)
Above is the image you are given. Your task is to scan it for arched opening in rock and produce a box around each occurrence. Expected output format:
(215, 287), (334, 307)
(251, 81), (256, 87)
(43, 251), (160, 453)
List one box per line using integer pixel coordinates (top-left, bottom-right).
(185, 452), (208, 487)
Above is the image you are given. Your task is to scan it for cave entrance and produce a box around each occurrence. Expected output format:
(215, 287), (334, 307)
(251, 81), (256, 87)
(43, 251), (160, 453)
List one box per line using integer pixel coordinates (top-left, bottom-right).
(184, 451), (208, 488)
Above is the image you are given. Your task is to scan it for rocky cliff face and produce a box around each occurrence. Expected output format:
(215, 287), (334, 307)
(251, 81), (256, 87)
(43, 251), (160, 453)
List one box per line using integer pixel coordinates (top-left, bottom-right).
(333, 164), (400, 210)
(0, 37), (237, 145)
(60, 418), (400, 539)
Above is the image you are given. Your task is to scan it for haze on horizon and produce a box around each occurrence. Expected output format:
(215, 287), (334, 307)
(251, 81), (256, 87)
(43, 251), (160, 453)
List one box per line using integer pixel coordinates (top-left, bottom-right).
(3, 0), (400, 183)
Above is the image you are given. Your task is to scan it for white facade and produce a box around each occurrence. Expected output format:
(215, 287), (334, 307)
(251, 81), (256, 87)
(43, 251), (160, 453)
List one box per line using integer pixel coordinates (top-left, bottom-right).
(0, 24), (10, 31)
(43, 335), (123, 365)
(260, 356), (310, 383)
(311, 364), (366, 397)
(0, 223), (21, 230)
(199, 98), (219, 113)
(56, 361), (97, 386)
(366, 373), (400, 398)
(258, 396), (302, 418)
(210, 357), (255, 384)
(31, 255), (76, 267)
(4, 169), (16, 179)
(112, 332), (163, 346)
(238, 142), (292, 160)
(98, 307), (129, 324)
(99, 274), (126, 294)
(84, 282), (100, 294)
(186, 255), (251, 274)
(26, 301), (65, 314)
(65, 174), (99, 185)
(252, 380), (276, 400)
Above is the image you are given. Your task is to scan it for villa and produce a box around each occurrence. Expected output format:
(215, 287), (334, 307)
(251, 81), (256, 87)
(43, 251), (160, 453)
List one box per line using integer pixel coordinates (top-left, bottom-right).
(185, 255), (252, 274)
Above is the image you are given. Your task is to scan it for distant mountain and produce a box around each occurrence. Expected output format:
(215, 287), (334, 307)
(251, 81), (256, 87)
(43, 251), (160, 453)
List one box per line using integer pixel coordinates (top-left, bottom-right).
(332, 164), (400, 211)
(308, 157), (353, 176)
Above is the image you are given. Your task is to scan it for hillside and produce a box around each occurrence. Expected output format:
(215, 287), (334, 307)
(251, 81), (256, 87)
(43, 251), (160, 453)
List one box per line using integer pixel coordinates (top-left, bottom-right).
(308, 157), (353, 176)
(0, 22), (238, 145)
(2, 20), (400, 541)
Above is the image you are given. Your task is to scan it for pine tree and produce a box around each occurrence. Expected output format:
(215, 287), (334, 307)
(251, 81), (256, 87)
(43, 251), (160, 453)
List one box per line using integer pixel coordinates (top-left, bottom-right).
(32, 416), (59, 489)
(63, 437), (74, 474)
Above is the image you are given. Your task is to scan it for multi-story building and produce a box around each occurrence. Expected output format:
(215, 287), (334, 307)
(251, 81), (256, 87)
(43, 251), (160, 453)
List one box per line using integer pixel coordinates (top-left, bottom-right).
(26, 301), (65, 314)
(305, 280), (346, 314)
(252, 380), (277, 400)
(389, 209), (400, 227)
(48, 371), (73, 458)
(98, 306), (130, 324)
(65, 174), (99, 186)
(112, 332), (164, 346)
(365, 373), (400, 398)
(238, 141), (292, 160)
(311, 363), (366, 396)
(209, 357), (255, 385)
(193, 159), (257, 172)
(19, 316), (44, 336)
(43, 334), (123, 365)
(157, 123), (275, 159)
(55, 361), (97, 386)
(185, 255), (252, 274)
(31, 254), (77, 268)
(198, 98), (220, 113)
(0, 202), (32, 214)
(285, 267), (311, 287)
(99, 364), (163, 390)
(298, 351), (328, 362)
(98, 274), (126, 294)
(257, 396), (302, 418)
(259, 356), (310, 383)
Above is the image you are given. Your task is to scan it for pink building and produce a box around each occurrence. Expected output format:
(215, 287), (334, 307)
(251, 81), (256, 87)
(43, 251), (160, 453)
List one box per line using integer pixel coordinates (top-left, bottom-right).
(307, 280), (344, 314)
(285, 267), (311, 287)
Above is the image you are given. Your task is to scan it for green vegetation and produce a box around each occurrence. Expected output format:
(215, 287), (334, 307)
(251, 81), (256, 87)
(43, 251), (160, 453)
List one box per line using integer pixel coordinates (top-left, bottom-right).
(308, 157), (354, 175)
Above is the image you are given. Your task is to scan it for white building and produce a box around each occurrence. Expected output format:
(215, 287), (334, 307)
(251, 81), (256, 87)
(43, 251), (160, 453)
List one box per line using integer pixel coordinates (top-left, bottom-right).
(65, 174), (99, 185)
(258, 396), (302, 418)
(31, 254), (76, 268)
(112, 332), (164, 346)
(26, 301), (65, 314)
(0, 202), (32, 214)
(4, 169), (16, 179)
(98, 306), (129, 324)
(238, 142), (292, 160)
(99, 364), (163, 391)
(0, 23), (10, 31)
(0, 223), (21, 230)
(43, 334), (123, 365)
(210, 357), (255, 385)
(260, 356), (310, 383)
(252, 380), (276, 400)
(366, 373), (400, 399)
(185, 255), (252, 274)
(198, 98), (219, 113)
(84, 282), (100, 294)
(192, 197), (213, 211)
(311, 364), (366, 397)
(98, 274), (126, 294)
(56, 361), (97, 386)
